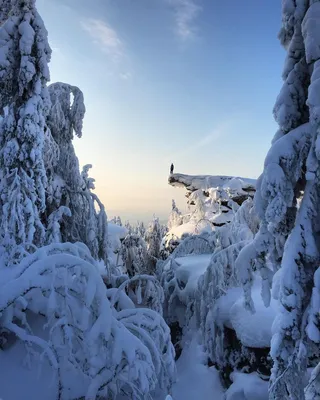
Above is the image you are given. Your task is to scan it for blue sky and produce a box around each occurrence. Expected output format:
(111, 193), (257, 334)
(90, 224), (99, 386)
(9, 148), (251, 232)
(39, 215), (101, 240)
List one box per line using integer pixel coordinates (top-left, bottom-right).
(37, 0), (285, 223)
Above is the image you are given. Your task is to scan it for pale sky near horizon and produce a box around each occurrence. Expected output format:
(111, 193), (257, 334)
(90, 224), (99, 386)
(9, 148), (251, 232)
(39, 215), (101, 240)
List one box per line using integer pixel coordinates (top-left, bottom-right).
(37, 0), (285, 224)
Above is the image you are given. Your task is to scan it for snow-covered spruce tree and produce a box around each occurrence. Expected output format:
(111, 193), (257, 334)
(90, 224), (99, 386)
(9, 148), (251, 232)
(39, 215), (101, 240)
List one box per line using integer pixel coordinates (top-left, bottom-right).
(168, 199), (183, 230)
(161, 222), (168, 237)
(137, 220), (146, 238)
(235, 2), (320, 398)
(0, 0), (12, 25)
(46, 81), (84, 215)
(81, 164), (109, 263)
(124, 220), (133, 234)
(0, 0), (51, 264)
(119, 232), (165, 312)
(192, 192), (206, 223)
(145, 216), (162, 274)
(46, 82), (108, 263)
(120, 233), (148, 278)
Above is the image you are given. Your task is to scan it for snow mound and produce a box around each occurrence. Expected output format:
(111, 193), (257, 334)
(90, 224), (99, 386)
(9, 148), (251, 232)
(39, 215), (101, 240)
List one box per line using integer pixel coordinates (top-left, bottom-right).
(108, 222), (128, 239)
(217, 281), (279, 348)
(225, 372), (268, 400)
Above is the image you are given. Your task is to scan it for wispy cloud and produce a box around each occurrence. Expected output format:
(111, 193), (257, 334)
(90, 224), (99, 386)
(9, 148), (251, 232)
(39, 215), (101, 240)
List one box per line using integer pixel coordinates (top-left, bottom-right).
(80, 18), (132, 79)
(176, 126), (226, 158)
(120, 72), (132, 80)
(170, 118), (240, 161)
(168, 0), (201, 41)
(80, 18), (124, 62)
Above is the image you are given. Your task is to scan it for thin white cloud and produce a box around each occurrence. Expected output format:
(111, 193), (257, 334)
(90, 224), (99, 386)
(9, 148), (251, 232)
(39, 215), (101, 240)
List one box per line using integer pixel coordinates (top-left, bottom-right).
(120, 72), (132, 80)
(170, 118), (243, 161)
(175, 125), (227, 159)
(168, 0), (201, 41)
(80, 18), (124, 62)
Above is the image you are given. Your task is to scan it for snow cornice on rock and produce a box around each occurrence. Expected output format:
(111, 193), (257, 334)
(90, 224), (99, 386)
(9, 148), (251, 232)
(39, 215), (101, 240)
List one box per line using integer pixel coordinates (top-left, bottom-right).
(168, 173), (256, 194)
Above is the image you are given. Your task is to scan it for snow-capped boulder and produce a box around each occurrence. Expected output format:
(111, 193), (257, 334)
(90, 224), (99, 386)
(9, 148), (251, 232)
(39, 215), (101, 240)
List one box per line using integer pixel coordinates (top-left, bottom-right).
(168, 174), (256, 196)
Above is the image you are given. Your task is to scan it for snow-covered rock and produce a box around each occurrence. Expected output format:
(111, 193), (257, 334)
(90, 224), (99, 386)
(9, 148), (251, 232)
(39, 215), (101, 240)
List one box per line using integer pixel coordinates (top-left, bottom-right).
(168, 173), (256, 196)
(108, 222), (128, 249)
(229, 287), (279, 348)
(163, 173), (256, 256)
(169, 173), (255, 209)
(215, 279), (279, 349)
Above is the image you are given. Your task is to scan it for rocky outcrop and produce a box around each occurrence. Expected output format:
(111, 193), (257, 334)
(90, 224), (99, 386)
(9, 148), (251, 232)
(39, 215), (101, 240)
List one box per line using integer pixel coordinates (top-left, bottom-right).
(168, 173), (256, 207)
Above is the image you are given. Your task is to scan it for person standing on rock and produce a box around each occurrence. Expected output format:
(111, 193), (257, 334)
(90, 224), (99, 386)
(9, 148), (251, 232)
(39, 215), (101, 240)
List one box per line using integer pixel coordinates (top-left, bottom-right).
(170, 163), (174, 174)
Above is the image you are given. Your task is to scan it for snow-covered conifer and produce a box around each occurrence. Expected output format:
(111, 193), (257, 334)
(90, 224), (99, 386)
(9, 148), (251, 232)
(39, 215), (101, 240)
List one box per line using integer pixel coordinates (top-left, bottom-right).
(0, 0), (12, 25)
(46, 82), (85, 209)
(145, 216), (162, 273)
(193, 193), (206, 223)
(46, 83), (108, 263)
(120, 233), (148, 277)
(46, 206), (71, 244)
(125, 220), (133, 234)
(168, 199), (183, 230)
(306, 363), (320, 400)
(137, 220), (146, 238)
(235, 2), (320, 398)
(0, 0), (51, 263)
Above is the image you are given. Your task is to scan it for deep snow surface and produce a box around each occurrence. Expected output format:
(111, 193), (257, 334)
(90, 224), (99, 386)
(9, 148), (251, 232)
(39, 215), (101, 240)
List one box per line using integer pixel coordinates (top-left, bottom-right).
(171, 336), (224, 400)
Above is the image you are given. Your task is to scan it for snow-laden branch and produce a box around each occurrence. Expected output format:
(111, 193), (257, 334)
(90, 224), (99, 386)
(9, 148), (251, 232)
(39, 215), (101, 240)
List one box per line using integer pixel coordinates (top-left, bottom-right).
(0, 242), (175, 399)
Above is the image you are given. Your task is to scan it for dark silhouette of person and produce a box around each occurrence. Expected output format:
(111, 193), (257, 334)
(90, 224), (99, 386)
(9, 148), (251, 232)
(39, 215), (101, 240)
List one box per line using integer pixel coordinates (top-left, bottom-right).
(170, 163), (174, 174)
